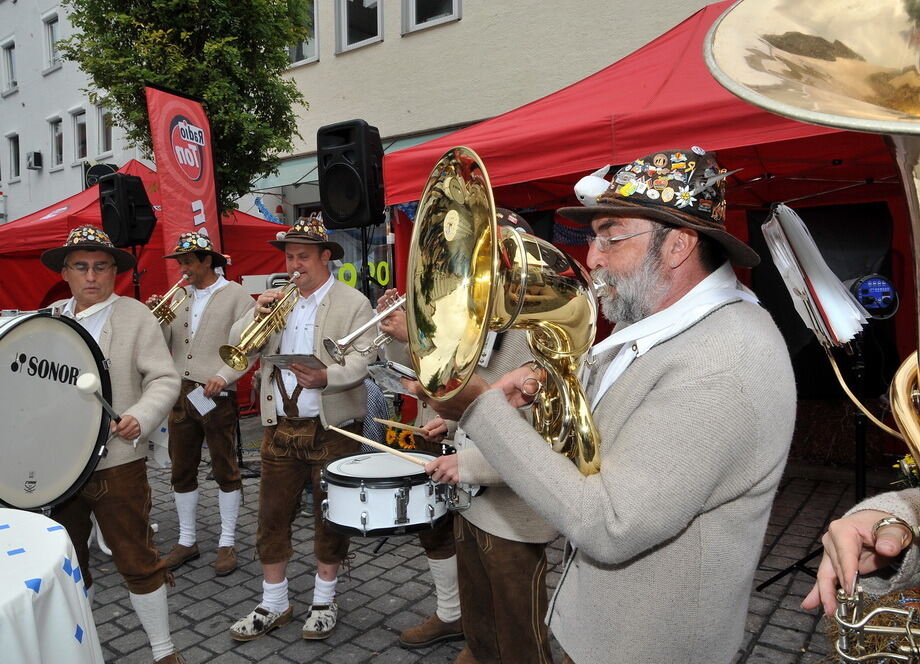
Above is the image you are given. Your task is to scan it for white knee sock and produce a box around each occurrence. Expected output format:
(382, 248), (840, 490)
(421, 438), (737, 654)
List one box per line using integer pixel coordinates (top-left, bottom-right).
(129, 585), (175, 661)
(218, 489), (241, 547)
(173, 490), (198, 547)
(312, 574), (337, 605)
(261, 578), (289, 614)
(428, 555), (461, 622)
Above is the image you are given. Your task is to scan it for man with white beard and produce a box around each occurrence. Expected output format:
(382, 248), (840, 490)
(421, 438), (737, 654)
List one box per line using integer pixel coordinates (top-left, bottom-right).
(413, 147), (797, 663)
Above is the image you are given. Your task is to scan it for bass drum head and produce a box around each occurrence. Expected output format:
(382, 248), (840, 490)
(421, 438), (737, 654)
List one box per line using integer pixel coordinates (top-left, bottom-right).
(323, 452), (435, 488)
(0, 312), (110, 511)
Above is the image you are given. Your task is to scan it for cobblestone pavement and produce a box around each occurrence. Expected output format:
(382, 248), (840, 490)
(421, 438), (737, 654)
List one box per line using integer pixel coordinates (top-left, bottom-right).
(84, 416), (896, 663)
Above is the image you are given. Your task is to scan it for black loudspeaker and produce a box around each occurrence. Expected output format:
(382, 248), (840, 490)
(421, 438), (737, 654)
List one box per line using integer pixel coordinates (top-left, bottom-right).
(317, 119), (384, 229)
(98, 173), (157, 247)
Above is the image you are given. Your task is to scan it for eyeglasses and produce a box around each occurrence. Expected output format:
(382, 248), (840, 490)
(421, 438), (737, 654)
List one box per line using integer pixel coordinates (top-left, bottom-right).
(587, 228), (660, 253)
(64, 261), (115, 274)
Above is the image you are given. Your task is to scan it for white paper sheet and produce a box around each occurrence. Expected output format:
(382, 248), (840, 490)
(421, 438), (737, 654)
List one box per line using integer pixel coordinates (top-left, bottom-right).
(761, 204), (869, 346)
(187, 385), (217, 416)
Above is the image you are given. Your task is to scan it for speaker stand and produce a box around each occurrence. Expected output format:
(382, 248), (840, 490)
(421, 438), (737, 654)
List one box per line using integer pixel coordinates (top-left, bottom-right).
(359, 226), (373, 299)
(129, 246), (146, 301)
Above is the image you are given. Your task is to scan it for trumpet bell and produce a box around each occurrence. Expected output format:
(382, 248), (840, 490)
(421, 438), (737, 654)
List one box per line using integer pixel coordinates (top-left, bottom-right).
(218, 345), (249, 372)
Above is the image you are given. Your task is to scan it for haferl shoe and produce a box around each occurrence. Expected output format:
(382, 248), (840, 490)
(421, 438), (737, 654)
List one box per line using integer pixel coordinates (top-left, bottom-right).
(213, 546), (238, 576)
(398, 614), (464, 648)
(229, 605), (293, 641)
(154, 651), (186, 664)
(454, 646), (478, 664)
(302, 602), (338, 639)
(162, 543), (199, 571)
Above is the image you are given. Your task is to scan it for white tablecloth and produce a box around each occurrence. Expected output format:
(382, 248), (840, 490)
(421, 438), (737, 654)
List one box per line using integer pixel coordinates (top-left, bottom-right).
(0, 508), (103, 663)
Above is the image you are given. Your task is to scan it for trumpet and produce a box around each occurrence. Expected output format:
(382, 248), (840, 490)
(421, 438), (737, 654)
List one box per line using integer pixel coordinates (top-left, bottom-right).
(322, 293), (405, 365)
(218, 272), (301, 371)
(150, 277), (188, 324)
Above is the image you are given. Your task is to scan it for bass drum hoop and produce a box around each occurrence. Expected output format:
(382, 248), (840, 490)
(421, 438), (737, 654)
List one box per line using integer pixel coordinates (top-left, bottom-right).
(0, 312), (112, 512)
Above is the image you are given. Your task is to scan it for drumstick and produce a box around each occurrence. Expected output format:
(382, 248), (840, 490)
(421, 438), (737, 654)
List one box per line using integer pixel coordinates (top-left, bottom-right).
(372, 417), (428, 435)
(77, 373), (139, 448)
(328, 426), (428, 467)
(76, 373), (121, 423)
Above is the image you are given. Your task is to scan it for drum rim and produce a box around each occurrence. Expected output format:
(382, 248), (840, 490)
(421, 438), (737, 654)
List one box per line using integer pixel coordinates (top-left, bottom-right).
(322, 451), (435, 489)
(0, 311), (113, 512)
(323, 514), (449, 538)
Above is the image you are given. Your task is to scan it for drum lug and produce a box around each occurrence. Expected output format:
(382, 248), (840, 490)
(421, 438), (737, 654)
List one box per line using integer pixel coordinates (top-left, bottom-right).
(360, 511), (368, 536)
(427, 503), (435, 526)
(321, 499), (329, 520)
(360, 481), (367, 503)
(319, 474), (327, 492)
(395, 487), (410, 525)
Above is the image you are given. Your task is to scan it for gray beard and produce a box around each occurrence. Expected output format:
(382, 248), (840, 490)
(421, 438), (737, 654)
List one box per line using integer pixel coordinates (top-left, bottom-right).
(594, 249), (668, 326)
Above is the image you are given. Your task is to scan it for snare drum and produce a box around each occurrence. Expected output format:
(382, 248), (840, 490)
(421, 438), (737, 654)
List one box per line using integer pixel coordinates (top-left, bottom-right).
(0, 311), (110, 512)
(320, 452), (450, 537)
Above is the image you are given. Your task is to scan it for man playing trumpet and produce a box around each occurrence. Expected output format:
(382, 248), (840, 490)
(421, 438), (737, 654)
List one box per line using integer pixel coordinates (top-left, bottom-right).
(228, 217), (375, 642)
(147, 232), (254, 577)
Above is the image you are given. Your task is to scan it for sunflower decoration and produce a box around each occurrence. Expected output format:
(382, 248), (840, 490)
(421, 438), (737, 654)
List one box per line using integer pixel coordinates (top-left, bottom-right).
(397, 429), (418, 450)
(385, 427), (398, 446)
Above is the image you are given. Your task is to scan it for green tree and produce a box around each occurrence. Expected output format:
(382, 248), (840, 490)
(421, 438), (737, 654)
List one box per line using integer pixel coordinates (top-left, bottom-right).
(60, 0), (311, 212)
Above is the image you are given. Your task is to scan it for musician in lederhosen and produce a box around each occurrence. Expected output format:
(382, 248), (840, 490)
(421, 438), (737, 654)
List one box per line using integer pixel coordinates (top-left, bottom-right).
(381, 210), (558, 664)
(228, 218), (375, 642)
(146, 232), (254, 577)
(41, 225), (184, 664)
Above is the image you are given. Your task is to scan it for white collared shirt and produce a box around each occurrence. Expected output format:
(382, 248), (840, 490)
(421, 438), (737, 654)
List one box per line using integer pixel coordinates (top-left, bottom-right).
(274, 274), (335, 417)
(589, 262), (759, 409)
(189, 275), (228, 337)
(62, 293), (120, 343)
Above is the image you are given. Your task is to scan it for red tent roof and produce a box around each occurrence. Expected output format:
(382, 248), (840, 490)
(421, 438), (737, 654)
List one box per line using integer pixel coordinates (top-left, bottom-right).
(0, 160), (286, 309)
(383, 0), (890, 208)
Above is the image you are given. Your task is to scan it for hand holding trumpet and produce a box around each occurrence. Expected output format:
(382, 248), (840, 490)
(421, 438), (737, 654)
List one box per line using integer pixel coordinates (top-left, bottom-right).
(376, 288), (408, 343)
(801, 509), (916, 615)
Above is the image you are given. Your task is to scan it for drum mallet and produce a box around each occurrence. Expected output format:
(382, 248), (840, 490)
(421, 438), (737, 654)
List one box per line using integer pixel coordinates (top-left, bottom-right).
(77, 373), (138, 448)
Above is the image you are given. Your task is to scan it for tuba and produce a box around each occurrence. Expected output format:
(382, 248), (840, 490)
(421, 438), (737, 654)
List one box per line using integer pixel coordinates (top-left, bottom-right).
(405, 146), (601, 475)
(150, 277), (188, 324)
(707, 0), (920, 659)
(218, 272), (300, 371)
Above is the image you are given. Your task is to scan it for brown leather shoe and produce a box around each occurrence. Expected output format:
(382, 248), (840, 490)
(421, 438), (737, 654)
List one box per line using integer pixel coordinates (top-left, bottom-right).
(162, 543), (199, 571)
(214, 546), (238, 576)
(154, 651), (185, 664)
(454, 646), (477, 664)
(398, 614), (464, 649)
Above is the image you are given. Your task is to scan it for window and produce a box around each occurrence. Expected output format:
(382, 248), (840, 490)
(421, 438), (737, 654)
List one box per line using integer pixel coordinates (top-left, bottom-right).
(335, 0), (383, 53)
(50, 118), (63, 167)
(43, 14), (61, 70)
(98, 106), (113, 154)
(288, 2), (318, 65)
(73, 110), (87, 161)
(402, 0), (460, 34)
(1, 40), (15, 92)
(7, 134), (19, 179)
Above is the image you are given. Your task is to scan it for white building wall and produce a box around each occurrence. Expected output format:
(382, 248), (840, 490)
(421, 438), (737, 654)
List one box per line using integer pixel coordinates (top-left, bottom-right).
(286, 0), (713, 157)
(0, 1), (145, 224)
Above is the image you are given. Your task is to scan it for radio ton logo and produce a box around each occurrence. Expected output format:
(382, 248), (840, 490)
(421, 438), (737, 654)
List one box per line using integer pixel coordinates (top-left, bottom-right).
(169, 115), (207, 182)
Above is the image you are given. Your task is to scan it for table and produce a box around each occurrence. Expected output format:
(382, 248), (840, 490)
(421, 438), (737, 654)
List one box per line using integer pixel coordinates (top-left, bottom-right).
(0, 508), (104, 663)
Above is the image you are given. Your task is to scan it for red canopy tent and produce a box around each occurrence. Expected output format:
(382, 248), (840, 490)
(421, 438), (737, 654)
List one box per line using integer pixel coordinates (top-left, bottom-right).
(382, 0), (911, 352)
(0, 160), (286, 310)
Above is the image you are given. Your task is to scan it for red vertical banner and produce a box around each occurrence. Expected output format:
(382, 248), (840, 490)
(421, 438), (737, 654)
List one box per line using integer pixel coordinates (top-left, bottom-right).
(145, 86), (221, 280)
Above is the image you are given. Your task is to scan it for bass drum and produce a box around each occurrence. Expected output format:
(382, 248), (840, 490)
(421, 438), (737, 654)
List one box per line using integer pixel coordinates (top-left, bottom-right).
(0, 311), (111, 512)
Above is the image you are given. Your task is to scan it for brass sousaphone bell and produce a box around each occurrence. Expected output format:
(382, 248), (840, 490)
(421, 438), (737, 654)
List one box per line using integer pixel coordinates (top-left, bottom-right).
(706, 1), (920, 660)
(406, 146), (601, 474)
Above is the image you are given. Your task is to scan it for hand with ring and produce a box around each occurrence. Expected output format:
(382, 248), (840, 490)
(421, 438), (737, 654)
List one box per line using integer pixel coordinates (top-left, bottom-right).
(493, 362), (546, 408)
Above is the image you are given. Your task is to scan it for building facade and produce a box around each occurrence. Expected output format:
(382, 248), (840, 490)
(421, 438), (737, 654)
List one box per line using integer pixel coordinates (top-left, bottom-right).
(0, 0), (713, 224)
(0, 0), (145, 224)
